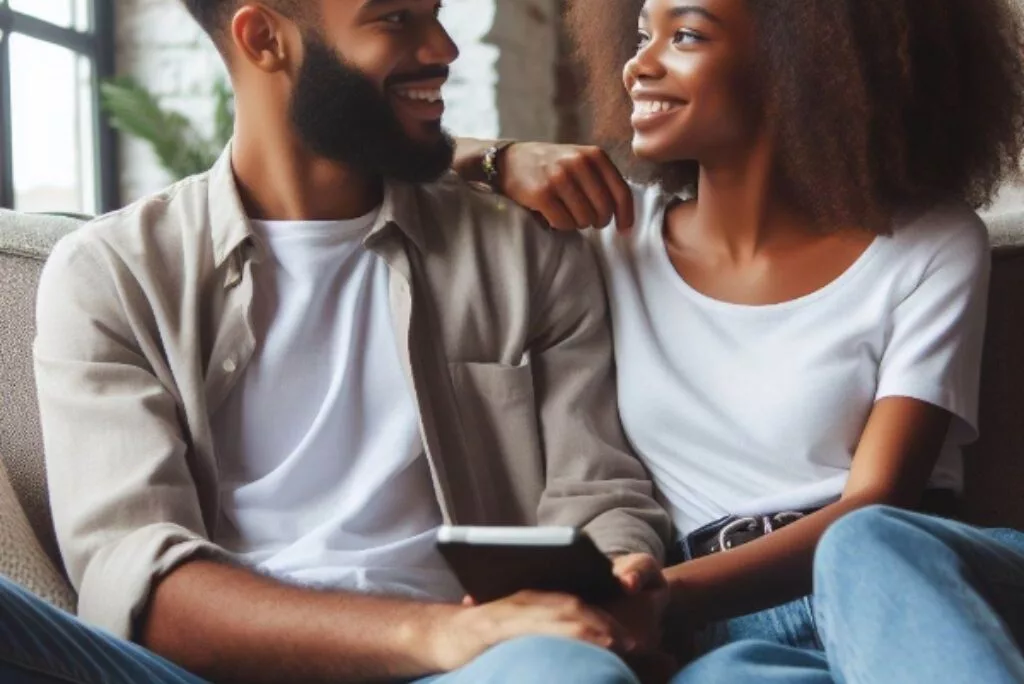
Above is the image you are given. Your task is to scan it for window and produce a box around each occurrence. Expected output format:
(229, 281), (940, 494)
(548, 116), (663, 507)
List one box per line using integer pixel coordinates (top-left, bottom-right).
(0, 0), (117, 215)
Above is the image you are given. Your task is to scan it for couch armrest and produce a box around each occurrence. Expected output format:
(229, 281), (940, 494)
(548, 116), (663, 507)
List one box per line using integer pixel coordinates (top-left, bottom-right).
(0, 459), (76, 613)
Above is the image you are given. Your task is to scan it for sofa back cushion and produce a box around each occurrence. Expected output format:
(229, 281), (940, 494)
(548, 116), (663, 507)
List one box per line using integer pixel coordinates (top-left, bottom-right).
(0, 207), (1022, 588)
(964, 213), (1024, 528)
(0, 210), (82, 567)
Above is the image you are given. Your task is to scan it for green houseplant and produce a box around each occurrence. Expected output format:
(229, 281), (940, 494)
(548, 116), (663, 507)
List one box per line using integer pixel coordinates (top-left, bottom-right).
(100, 77), (234, 180)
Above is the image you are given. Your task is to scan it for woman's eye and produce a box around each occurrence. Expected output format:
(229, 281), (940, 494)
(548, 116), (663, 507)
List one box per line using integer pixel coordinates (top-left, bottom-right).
(637, 31), (651, 48)
(673, 29), (704, 45)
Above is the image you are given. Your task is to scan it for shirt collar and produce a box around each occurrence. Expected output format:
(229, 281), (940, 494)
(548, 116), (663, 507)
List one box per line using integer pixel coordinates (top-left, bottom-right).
(367, 178), (429, 252)
(208, 145), (252, 268)
(207, 143), (430, 269)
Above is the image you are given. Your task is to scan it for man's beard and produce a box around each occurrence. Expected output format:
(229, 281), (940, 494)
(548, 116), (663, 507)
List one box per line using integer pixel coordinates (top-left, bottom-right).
(289, 32), (455, 184)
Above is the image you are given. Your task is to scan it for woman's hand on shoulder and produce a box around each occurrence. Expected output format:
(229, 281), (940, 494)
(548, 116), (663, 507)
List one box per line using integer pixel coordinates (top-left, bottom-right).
(498, 142), (635, 233)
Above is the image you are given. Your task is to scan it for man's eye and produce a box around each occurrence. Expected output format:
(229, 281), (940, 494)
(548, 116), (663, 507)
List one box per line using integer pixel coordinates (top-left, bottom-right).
(382, 11), (409, 25)
(673, 29), (704, 45)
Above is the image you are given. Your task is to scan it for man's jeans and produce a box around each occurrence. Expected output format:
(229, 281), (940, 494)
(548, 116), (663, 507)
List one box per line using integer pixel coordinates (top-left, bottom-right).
(673, 505), (1024, 684)
(0, 578), (639, 684)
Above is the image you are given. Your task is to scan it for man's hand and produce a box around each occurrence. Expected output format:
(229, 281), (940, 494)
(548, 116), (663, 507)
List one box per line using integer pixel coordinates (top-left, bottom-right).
(430, 590), (637, 672)
(497, 142), (635, 232)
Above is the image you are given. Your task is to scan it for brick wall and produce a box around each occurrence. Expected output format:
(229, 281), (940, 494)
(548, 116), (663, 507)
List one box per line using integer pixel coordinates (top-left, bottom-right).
(114, 0), (572, 202)
(115, 0), (227, 202)
(113, 1), (1023, 211)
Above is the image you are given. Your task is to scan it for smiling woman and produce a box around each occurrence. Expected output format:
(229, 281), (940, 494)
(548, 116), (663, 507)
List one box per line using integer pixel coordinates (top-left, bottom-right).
(488, 0), (1024, 680)
(566, 0), (1024, 233)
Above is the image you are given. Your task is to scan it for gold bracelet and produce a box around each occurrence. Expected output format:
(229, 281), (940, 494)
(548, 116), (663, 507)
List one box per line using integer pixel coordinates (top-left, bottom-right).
(482, 140), (515, 189)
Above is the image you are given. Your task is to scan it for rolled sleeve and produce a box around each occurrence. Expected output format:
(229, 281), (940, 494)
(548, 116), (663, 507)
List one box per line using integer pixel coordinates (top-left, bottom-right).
(75, 527), (222, 639)
(529, 233), (671, 561)
(34, 235), (220, 639)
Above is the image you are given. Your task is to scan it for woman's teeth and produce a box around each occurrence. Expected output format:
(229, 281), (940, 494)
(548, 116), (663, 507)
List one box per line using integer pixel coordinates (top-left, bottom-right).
(635, 100), (680, 115)
(395, 88), (443, 103)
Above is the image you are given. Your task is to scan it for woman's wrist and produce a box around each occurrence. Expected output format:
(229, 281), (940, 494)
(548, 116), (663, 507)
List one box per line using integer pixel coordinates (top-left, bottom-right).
(451, 137), (516, 191)
(451, 137), (495, 184)
(663, 563), (711, 630)
(482, 140), (516, 192)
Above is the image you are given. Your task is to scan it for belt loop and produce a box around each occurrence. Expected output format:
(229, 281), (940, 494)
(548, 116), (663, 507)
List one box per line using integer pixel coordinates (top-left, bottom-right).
(681, 536), (695, 563)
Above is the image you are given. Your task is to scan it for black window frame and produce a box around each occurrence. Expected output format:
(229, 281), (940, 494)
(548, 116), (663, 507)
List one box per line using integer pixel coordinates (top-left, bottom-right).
(0, 0), (118, 213)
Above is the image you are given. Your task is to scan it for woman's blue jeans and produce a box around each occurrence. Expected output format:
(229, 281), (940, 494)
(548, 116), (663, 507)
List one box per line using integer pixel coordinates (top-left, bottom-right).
(674, 505), (1024, 684)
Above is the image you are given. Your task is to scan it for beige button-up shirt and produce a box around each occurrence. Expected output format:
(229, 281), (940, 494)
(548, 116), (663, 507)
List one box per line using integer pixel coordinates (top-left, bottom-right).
(34, 150), (670, 640)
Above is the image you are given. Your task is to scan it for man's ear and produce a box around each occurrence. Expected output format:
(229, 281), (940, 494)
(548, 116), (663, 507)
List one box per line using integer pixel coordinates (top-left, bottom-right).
(228, 4), (297, 73)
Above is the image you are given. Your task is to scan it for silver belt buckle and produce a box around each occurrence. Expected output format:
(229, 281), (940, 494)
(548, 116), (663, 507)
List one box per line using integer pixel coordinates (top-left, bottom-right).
(768, 511), (805, 532)
(717, 511), (806, 552)
(717, 516), (758, 552)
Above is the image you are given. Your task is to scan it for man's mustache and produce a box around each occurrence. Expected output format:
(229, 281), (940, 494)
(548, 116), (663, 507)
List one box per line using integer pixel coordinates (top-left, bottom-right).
(386, 66), (450, 88)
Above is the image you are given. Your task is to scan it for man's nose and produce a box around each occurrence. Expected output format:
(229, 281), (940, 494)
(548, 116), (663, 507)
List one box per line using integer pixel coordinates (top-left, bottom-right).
(418, 20), (460, 67)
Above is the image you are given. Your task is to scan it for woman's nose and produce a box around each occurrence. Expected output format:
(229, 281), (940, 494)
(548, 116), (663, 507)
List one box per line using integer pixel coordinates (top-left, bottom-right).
(624, 41), (667, 89)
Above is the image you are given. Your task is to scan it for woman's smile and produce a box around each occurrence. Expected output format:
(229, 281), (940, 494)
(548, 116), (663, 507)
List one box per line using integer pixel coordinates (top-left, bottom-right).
(630, 91), (686, 130)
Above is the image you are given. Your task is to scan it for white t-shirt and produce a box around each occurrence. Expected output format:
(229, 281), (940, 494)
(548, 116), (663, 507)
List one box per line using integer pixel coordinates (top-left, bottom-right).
(595, 185), (990, 536)
(211, 211), (463, 601)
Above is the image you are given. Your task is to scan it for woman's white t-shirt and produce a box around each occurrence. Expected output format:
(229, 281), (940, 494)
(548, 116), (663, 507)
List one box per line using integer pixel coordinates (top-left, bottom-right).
(593, 185), (991, 536)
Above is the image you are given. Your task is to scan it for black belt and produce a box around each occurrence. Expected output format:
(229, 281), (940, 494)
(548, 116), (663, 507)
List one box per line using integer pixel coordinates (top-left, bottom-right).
(675, 489), (960, 563)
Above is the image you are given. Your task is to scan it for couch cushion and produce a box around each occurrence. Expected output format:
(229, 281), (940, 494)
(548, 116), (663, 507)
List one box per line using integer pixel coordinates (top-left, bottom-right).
(0, 204), (1022, 581)
(0, 458), (76, 612)
(0, 210), (82, 568)
(964, 208), (1024, 529)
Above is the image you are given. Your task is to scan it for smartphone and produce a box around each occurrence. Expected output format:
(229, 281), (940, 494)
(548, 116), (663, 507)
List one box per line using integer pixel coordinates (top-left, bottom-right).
(436, 526), (623, 604)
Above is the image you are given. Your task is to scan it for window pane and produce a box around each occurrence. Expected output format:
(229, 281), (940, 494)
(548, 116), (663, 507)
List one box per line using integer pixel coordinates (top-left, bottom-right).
(9, 0), (91, 31)
(10, 33), (97, 214)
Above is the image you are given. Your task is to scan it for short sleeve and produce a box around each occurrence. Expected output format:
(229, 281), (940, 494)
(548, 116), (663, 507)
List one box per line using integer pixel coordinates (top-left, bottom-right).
(588, 182), (669, 258)
(875, 211), (991, 445)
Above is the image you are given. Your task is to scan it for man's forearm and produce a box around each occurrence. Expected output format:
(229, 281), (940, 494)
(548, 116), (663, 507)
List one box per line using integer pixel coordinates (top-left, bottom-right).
(141, 560), (457, 684)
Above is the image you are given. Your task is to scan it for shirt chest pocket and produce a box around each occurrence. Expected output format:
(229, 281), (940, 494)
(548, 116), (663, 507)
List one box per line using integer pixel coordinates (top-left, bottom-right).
(447, 357), (545, 524)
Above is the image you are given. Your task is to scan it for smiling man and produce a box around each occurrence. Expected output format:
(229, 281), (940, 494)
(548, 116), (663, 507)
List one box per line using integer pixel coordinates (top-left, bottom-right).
(0, 1), (672, 683)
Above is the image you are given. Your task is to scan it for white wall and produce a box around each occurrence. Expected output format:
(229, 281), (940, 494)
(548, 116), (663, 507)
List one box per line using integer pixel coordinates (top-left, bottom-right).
(992, 181), (1024, 214)
(114, 0), (563, 202)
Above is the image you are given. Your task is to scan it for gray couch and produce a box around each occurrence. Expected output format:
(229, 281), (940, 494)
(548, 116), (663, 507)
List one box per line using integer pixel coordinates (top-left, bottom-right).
(1, 208), (1023, 614)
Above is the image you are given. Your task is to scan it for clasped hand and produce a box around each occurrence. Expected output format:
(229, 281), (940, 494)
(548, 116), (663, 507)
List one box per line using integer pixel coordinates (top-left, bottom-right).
(432, 553), (673, 680)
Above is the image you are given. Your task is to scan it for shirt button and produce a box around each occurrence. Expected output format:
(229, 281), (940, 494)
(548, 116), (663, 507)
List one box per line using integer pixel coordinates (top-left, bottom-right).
(222, 358), (237, 373)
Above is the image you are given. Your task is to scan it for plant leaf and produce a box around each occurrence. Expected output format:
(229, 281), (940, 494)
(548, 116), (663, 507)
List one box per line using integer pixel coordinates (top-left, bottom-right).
(100, 77), (220, 179)
(212, 79), (235, 150)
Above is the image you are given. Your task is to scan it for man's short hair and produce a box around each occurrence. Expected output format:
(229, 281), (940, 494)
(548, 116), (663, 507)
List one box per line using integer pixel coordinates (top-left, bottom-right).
(181, 0), (234, 39)
(181, 0), (303, 44)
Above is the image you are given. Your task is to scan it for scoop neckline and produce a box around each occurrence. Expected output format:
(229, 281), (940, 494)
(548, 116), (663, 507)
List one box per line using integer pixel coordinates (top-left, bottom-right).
(652, 196), (883, 314)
